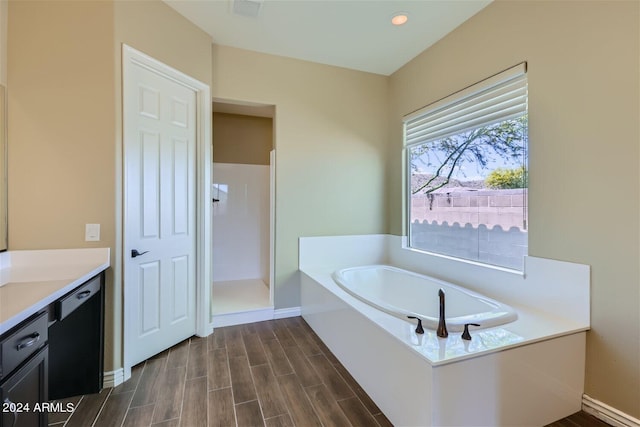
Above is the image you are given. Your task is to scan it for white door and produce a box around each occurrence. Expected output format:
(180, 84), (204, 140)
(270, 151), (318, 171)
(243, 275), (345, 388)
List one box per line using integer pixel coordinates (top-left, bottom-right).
(124, 58), (197, 366)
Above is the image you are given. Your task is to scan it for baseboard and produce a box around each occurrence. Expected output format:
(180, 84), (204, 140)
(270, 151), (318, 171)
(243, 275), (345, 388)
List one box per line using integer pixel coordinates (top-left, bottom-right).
(103, 368), (124, 388)
(212, 307), (275, 327)
(583, 394), (640, 427)
(210, 306), (301, 328)
(274, 306), (301, 319)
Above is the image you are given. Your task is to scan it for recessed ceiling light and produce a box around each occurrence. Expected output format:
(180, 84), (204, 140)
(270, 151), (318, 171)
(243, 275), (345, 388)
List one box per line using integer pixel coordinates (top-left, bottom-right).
(391, 12), (409, 26)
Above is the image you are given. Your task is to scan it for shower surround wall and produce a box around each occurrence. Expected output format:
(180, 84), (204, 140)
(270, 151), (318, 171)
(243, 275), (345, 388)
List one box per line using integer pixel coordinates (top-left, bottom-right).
(212, 162), (269, 282)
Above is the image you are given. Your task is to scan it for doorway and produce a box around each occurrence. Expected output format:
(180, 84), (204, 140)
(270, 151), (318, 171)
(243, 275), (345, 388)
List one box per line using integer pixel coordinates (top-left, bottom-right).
(211, 101), (275, 326)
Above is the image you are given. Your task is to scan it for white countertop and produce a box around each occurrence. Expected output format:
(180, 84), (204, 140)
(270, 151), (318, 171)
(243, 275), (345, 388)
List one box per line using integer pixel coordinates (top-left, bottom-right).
(0, 248), (110, 334)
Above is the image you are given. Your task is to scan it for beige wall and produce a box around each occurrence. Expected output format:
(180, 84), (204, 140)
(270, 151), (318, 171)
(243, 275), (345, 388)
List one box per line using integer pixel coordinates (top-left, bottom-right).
(213, 112), (272, 165)
(8, 0), (116, 365)
(213, 45), (388, 308)
(8, 0), (115, 249)
(0, 0), (7, 86)
(7, 0), (212, 373)
(114, 1), (212, 88)
(389, 0), (640, 417)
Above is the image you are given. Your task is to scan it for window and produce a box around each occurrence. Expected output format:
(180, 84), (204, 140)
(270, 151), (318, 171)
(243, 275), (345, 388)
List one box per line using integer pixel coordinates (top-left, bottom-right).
(404, 63), (528, 270)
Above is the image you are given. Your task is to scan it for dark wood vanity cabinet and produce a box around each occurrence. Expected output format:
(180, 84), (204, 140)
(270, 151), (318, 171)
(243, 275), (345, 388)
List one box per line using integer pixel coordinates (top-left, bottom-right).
(49, 273), (105, 400)
(0, 312), (49, 427)
(0, 271), (105, 427)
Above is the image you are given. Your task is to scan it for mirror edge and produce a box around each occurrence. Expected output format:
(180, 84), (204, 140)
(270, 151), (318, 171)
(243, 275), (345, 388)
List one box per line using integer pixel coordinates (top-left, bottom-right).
(0, 84), (7, 251)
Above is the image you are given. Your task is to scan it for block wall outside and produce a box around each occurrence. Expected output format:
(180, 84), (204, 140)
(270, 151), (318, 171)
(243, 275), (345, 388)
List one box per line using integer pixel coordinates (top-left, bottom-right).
(410, 189), (528, 270)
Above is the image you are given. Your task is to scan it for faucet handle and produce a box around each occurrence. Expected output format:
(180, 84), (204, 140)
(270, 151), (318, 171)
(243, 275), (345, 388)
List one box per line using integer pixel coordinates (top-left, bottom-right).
(407, 316), (424, 334)
(462, 323), (481, 340)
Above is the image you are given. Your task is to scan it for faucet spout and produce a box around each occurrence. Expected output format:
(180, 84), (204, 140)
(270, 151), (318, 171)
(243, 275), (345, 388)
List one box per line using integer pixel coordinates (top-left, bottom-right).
(437, 288), (448, 338)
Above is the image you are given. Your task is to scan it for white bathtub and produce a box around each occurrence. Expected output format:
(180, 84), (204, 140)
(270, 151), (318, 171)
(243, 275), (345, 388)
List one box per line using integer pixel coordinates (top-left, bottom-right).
(300, 235), (589, 426)
(332, 265), (517, 332)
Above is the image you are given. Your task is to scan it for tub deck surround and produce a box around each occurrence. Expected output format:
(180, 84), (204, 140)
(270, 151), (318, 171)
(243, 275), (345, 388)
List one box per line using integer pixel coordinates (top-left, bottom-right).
(299, 234), (590, 426)
(301, 271), (586, 426)
(302, 267), (585, 366)
(0, 248), (110, 333)
(298, 235), (590, 366)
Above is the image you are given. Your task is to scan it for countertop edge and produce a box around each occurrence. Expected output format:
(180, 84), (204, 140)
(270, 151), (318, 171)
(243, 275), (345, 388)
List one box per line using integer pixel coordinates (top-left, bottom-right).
(0, 262), (109, 335)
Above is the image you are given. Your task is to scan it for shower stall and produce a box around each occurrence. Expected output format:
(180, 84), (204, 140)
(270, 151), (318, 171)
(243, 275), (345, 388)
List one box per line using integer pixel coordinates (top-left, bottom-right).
(211, 103), (275, 326)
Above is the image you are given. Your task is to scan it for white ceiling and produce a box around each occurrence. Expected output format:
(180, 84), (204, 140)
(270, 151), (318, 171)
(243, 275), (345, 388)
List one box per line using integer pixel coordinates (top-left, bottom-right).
(164, 0), (492, 76)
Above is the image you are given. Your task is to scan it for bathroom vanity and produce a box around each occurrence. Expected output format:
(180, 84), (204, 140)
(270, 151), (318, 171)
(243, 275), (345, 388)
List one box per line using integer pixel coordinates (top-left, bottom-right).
(0, 248), (109, 427)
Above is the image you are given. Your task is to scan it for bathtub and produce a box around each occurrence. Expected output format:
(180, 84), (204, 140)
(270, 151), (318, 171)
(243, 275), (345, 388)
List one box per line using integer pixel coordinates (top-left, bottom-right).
(300, 235), (588, 426)
(332, 265), (517, 332)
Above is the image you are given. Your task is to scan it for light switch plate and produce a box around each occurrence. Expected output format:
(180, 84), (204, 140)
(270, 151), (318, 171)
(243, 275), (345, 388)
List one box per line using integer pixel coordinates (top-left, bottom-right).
(85, 224), (100, 241)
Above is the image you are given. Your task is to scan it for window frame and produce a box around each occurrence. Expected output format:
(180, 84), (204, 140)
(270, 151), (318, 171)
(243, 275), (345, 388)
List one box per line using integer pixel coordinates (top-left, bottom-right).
(403, 63), (528, 271)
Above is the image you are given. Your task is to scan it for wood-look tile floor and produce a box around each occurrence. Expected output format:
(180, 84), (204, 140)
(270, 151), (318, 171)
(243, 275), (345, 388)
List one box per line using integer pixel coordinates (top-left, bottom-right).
(48, 317), (393, 427)
(545, 411), (611, 427)
(48, 316), (611, 427)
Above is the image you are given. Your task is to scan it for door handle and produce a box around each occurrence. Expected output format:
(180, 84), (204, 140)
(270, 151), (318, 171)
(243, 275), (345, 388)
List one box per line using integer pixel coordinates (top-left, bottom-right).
(131, 249), (150, 258)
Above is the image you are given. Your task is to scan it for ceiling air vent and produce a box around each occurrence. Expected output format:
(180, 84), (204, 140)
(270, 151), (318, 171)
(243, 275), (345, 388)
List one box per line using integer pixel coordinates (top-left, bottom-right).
(231, 0), (264, 18)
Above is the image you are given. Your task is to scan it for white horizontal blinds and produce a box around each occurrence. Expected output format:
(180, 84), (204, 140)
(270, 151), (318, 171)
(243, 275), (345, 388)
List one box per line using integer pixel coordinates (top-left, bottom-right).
(404, 63), (527, 147)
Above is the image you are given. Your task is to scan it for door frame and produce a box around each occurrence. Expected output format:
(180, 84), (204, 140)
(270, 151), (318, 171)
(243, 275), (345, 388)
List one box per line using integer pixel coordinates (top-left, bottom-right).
(121, 44), (211, 380)
(269, 149), (275, 306)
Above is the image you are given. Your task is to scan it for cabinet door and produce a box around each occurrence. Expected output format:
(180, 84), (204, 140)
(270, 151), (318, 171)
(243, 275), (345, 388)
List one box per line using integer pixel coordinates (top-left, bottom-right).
(49, 273), (104, 400)
(0, 347), (48, 427)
